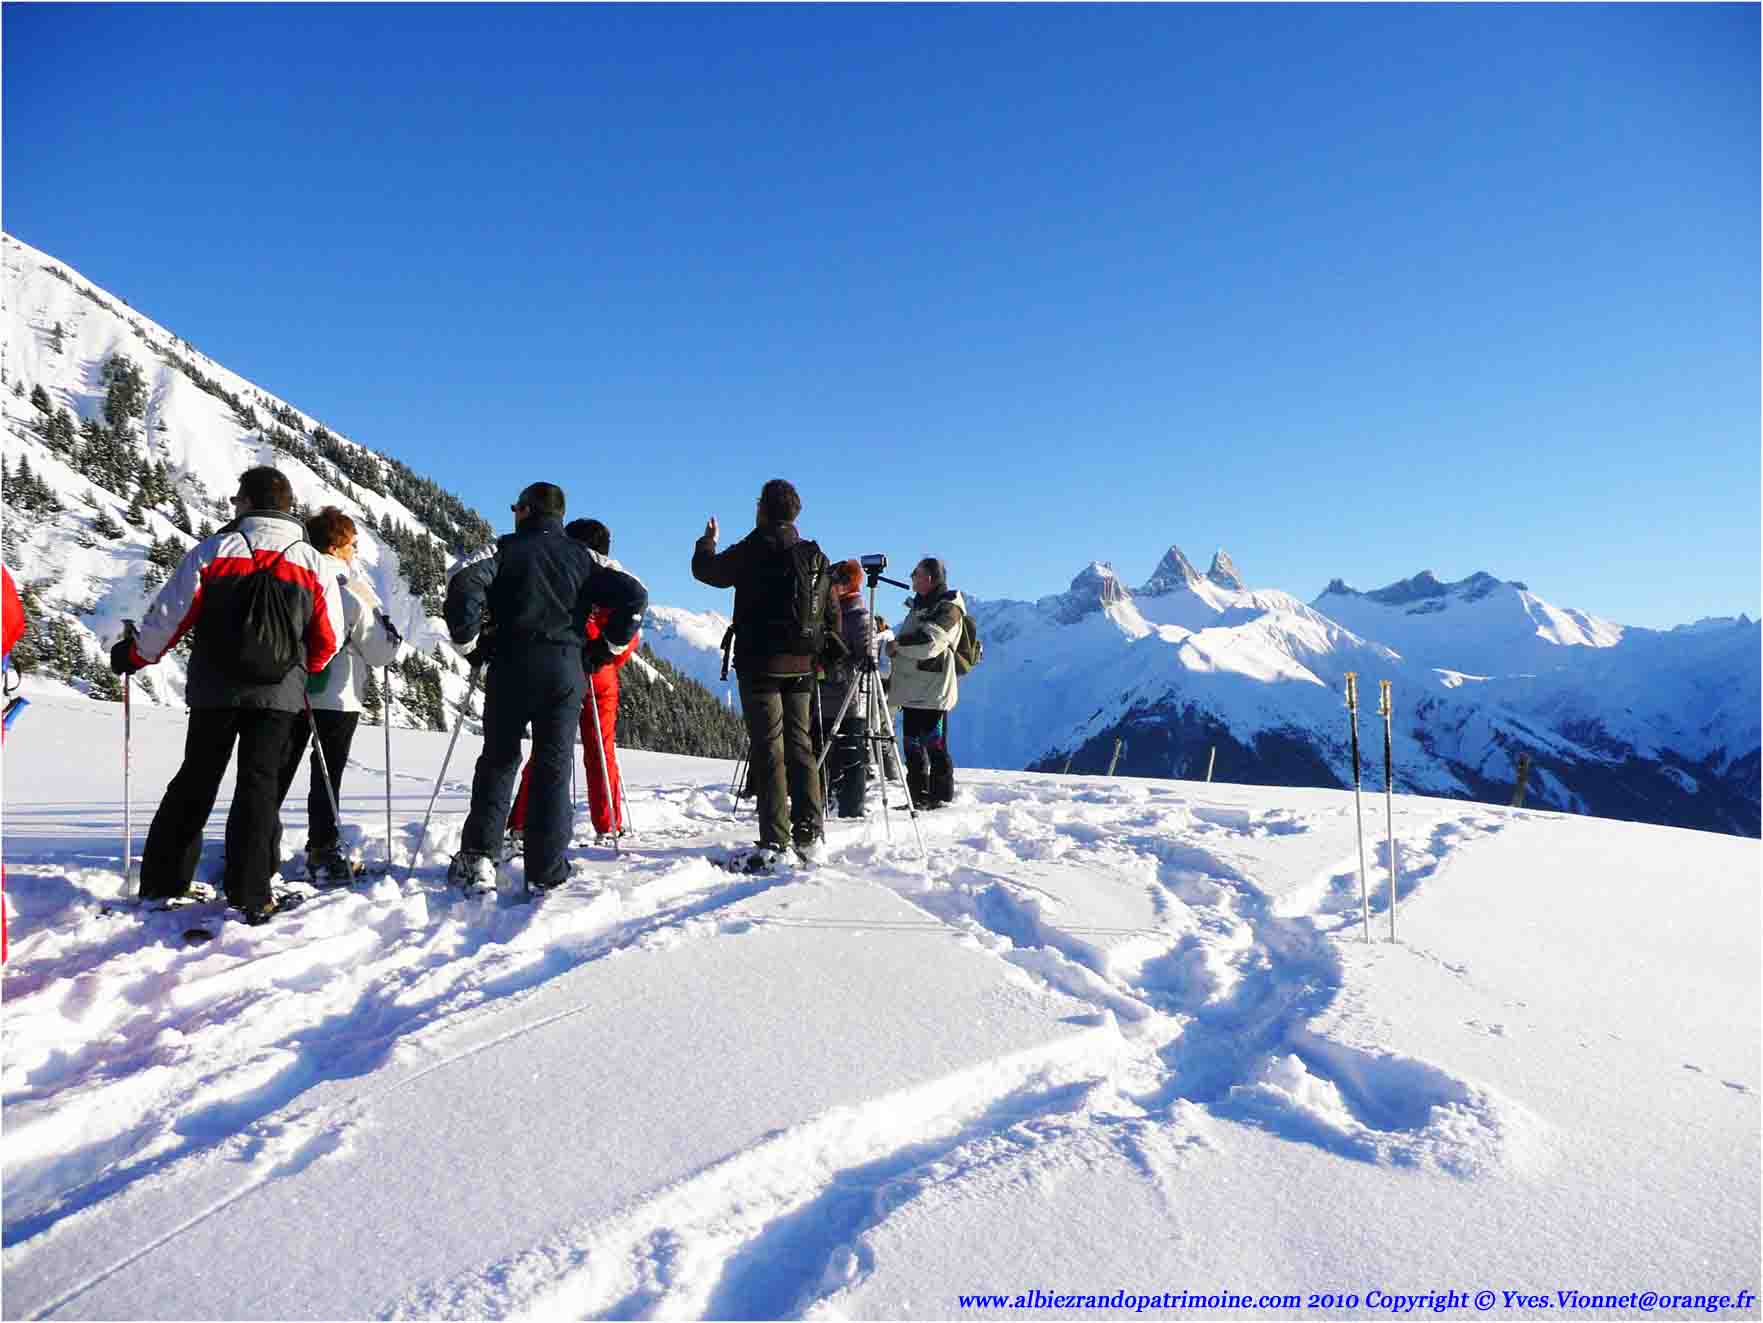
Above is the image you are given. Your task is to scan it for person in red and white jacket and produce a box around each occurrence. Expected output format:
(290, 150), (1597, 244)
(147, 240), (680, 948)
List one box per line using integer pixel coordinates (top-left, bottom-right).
(109, 466), (344, 923)
(507, 519), (639, 845)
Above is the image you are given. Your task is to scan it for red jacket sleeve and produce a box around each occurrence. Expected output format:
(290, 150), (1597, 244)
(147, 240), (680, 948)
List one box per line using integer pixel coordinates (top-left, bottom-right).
(1, 567), (25, 660)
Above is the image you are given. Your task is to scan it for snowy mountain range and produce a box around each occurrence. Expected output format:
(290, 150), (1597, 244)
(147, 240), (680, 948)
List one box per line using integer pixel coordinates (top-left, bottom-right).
(4, 234), (1756, 837)
(646, 553), (1757, 838)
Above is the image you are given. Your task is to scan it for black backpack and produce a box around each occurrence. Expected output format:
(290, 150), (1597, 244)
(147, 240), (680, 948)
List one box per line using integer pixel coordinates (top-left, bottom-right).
(753, 539), (832, 659)
(213, 535), (306, 685)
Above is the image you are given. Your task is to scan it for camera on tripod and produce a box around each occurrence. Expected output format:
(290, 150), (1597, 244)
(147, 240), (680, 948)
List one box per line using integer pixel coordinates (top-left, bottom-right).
(860, 554), (909, 593)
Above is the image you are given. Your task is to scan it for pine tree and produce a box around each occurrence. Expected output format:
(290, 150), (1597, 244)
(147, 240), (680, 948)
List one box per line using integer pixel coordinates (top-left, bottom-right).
(29, 383), (51, 415)
(362, 666), (382, 724)
(50, 322), (65, 353)
(100, 355), (147, 430)
(125, 487), (148, 528)
(47, 407), (77, 455)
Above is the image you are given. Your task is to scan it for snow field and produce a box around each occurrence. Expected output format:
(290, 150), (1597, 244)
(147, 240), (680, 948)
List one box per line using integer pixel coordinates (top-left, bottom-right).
(2, 697), (1758, 1319)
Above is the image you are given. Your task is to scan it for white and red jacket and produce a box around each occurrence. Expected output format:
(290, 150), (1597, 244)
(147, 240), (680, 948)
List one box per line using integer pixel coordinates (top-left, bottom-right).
(585, 604), (640, 699)
(130, 510), (345, 712)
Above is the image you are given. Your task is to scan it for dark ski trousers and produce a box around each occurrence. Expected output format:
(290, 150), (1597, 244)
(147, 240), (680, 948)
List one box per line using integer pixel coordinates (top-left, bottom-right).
(139, 706), (298, 909)
(901, 707), (955, 808)
(831, 712), (869, 817)
(818, 681), (868, 819)
(462, 646), (585, 888)
(738, 671), (822, 848)
(276, 708), (360, 854)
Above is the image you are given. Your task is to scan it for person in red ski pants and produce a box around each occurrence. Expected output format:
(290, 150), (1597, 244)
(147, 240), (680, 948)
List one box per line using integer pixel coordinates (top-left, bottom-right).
(506, 520), (639, 847)
(2, 562), (27, 961)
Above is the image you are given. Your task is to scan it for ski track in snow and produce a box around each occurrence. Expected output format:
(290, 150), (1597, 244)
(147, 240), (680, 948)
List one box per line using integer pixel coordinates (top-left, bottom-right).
(4, 777), (1535, 1319)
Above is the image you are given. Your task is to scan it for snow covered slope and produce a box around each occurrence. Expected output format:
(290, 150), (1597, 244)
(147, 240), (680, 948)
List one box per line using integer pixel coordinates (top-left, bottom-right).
(2, 232), (484, 724)
(1314, 570), (1626, 675)
(641, 603), (735, 703)
(2, 695), (1757, 1319)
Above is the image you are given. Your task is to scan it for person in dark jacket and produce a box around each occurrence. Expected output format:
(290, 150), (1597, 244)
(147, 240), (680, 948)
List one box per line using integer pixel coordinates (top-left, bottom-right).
(443, 482), (647, 893)
(818, 559), (876, 819)
(692, 478), (840, 866)
(506, 519), (641, 848)
(109, 466), (345, 922)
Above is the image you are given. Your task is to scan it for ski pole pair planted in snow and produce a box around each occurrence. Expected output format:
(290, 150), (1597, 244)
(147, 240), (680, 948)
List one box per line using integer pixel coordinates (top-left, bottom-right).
(415, 662), (484, 876)
(1344, 672), (1400, 943)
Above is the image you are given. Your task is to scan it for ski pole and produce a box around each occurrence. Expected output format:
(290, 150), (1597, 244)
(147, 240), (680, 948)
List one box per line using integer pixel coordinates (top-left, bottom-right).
(583, 674), (618, 853)
(1379, 679), (1398, 943)
(618, 767), (634, 841)
(812, 681), (831, 808)
(383, 665), (394, 869)
(303, 691), (355, 883)
(122, 620), (137, 899)
(1345, 672), (1370, 943)
(415, 662), (482, 872)
(730, 743), (748, 819)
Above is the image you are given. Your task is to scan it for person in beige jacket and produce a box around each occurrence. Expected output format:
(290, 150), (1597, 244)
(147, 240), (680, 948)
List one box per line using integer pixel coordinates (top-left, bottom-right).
(276, 507), (402, 880)
(886, 556), (966, 809)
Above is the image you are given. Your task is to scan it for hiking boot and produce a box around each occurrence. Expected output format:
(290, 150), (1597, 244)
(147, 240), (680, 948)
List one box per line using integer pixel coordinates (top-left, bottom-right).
(793, 838), (825, 866)
(447, 851), (497, 895)
(239, 896), (280, 926)
(741, 844), (786, 874)
(500, 830), (524, 863)
(305, 846), (356, 885)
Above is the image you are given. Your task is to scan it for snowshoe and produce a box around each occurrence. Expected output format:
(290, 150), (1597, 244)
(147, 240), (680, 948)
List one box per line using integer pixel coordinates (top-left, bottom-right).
(447, 850), (498, 896)
(305, 846), (358, 887)
(712, 843), (788, 875)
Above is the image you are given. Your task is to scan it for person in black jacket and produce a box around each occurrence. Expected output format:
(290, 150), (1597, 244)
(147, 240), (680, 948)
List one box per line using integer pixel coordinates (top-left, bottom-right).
(443, 482), (647, 893)
(692, 478), (840, 867)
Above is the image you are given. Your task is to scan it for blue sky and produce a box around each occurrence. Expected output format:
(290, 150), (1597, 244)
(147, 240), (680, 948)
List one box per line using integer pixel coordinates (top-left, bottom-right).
(5, 3), (1757, 628)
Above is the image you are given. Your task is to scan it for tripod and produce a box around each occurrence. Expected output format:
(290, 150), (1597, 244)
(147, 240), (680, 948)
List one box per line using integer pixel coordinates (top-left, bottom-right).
(815, 565), (925, 860)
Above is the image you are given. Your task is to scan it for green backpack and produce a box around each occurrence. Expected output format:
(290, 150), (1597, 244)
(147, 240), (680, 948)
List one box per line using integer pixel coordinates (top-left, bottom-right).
(953, 610), (983, 676)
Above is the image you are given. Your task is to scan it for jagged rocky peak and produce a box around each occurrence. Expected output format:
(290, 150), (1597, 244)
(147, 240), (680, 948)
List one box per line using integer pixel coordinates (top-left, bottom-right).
(1206, 548), (1244, 591)
(1138, 544), (1203, 596)
(1053, 561), (1131, 624)
(1364, 570), (1509, 608)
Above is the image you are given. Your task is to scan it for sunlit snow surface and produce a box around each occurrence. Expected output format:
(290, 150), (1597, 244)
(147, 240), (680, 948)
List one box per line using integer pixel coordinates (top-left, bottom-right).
(2, 695), (1757, 1320)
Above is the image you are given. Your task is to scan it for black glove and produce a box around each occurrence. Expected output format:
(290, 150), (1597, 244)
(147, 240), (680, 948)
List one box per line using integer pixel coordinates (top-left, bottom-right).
(583, 636), (616, 673)
(378, 612), (403, 647)
(462, 623), (495, 668)
(109, 639), (144, 676)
